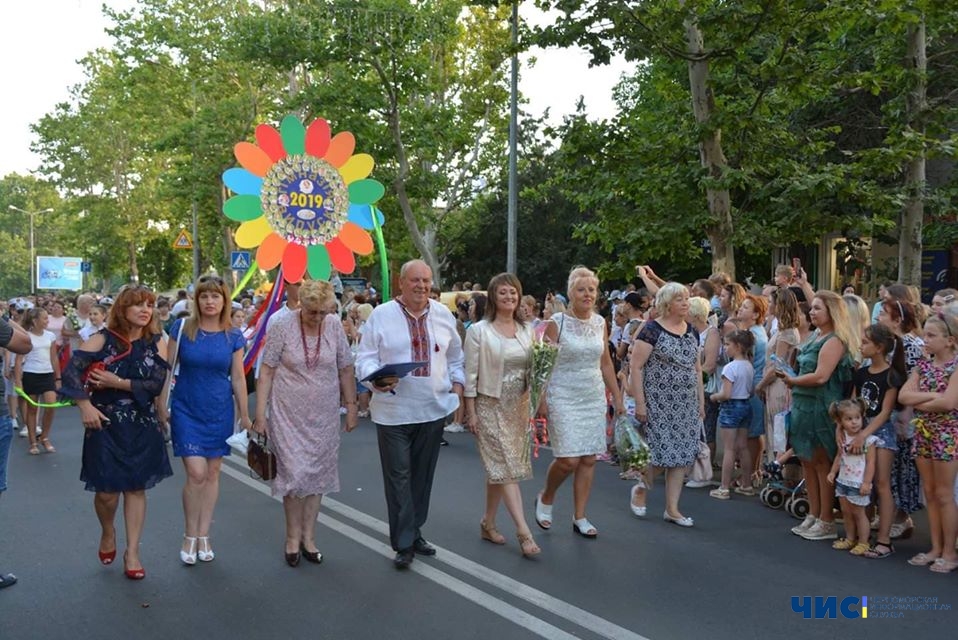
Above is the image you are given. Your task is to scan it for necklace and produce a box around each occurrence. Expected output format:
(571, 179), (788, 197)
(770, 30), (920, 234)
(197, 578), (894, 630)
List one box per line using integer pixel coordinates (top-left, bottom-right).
(300, 315), (322, 369)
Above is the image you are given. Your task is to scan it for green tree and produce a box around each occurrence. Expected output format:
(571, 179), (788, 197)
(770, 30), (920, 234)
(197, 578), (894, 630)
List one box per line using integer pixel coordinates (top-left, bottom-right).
(237, 0), (512, 282)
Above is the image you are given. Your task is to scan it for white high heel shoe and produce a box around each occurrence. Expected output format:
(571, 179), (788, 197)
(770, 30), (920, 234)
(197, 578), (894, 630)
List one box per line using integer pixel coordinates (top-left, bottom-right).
(180, 536), (197, 565)
(630, 484), (647, 518)
(197, 536), (215, 562)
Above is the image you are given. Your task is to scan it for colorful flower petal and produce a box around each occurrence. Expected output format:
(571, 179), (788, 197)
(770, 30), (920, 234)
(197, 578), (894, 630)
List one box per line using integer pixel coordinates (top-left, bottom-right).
(234, 142), (274, 177)
(222, 168), (263, 196)
(234, 216), (273, 248)
(339, 222), (374, 255)
(305, 119), (331, 158)
(256, 233), (287, 270)
(338, 153), (374, 185)
(281, 242), (308, 283)
(223, 195), (263, 221)
(255, 124), (286, 162)
(280, 115), (306, 156)
(347, 204), (386, 230)
(348, 179), (385, 205)
(307, 244), (332, 280)
(326, 237), (355, 273)
(325, 132), (355, 168)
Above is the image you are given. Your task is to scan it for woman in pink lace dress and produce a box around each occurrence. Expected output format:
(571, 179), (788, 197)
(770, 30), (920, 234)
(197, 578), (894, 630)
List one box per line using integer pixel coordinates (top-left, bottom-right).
(254, 280), (358, 567)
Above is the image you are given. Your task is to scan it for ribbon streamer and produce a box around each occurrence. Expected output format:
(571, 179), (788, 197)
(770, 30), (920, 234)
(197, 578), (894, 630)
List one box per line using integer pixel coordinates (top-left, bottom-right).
(15, 387), (73, 408)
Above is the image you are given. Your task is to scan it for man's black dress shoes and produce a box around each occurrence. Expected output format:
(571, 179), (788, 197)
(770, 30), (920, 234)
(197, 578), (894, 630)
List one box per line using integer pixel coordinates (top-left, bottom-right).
(394, 548), (414, 569)
(413, 537), (436, 556)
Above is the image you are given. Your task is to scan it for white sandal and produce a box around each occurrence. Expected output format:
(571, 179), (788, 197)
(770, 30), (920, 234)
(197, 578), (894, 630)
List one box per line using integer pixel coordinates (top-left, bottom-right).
(534, 492), (552, 530)
(630, 484), (647, 517)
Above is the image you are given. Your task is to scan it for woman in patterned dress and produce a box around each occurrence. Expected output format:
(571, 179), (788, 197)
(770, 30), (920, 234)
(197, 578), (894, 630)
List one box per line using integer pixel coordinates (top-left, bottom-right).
(534, 267), (624, 538)
(61, 285), (172, 580)
(877, 292), (925, 539)
(463, 273), (539, 556)
(629, 283), (704, 527)
(253, 280), (357, 567)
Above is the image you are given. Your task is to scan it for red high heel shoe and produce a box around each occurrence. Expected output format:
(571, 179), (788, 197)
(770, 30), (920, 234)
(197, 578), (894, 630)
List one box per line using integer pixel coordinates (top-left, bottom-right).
(98, 549), (116, 565)
(123, 552), (146, 580)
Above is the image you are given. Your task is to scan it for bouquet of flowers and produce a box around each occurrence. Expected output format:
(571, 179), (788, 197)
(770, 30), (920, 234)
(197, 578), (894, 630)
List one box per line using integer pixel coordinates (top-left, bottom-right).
(614, 414), (650, 482)
(528, 324), (560, 457)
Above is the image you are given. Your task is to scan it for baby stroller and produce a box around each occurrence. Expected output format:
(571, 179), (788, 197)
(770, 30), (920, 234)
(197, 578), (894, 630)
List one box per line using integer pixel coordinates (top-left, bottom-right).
(759, 458), (809, 520)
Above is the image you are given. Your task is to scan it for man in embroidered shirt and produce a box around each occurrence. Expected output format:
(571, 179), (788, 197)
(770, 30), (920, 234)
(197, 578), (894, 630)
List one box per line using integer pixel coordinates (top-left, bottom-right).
(356, 260), (465, 569)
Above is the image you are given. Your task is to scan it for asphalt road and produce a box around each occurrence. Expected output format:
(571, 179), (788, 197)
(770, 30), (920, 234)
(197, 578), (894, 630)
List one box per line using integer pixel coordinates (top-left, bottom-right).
(2, 407), (955, 640)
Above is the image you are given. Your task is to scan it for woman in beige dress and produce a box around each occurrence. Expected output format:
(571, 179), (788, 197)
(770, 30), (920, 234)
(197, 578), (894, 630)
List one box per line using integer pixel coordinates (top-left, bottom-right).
(463, 273), (540, 557)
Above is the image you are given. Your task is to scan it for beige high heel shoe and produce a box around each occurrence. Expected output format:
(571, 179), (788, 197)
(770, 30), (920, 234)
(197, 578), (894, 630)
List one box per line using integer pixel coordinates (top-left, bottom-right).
(517, 533), (540, 557)
(480, 520), (506, 545)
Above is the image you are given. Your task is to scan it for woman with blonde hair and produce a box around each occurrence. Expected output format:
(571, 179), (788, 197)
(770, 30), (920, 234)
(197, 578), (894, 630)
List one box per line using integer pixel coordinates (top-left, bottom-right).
(463, 273), (540, 556)
(534, 267), (624, 538)
(629, 283), (705, 526)
(253, 279), (357, 566)
(778, 290), (857, 541)
(756, 288), (801, 460)
(688, 296), (721, 466)
(165, 275), (251, 565)
(843, 294), (870, 347)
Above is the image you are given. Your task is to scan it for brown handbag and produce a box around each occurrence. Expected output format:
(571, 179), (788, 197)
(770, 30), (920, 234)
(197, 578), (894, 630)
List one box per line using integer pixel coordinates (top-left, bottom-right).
(247, 434), (277, 481)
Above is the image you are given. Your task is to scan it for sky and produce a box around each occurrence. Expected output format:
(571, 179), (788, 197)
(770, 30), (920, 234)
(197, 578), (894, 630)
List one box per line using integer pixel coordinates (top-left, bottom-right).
(0, 0), (631, 178)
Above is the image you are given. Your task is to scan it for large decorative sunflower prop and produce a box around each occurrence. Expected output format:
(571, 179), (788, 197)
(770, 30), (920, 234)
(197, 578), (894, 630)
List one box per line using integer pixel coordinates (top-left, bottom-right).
(222, 115), (386, 282)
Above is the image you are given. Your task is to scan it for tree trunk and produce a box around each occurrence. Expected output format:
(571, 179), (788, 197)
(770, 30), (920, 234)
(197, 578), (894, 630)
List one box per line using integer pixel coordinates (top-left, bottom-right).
(898, 18), (926, 286)
(684, 15), (735, 279)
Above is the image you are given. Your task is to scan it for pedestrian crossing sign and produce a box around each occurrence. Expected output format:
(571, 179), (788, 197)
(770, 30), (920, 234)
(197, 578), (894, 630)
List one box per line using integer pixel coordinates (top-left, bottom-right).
(173, 229), (193, 250)
(231, 251), (251, 271)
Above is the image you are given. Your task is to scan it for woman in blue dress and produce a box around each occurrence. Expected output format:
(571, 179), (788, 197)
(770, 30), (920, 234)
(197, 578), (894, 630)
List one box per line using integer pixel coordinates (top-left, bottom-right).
(61, 285), (172, 580)
(165, 275), (251, 565)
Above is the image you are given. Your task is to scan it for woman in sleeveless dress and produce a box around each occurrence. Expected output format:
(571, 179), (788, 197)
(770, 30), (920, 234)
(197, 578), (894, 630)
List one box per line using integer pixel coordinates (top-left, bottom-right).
(779, 291), (857, 541)
(533, 267), (624, 538)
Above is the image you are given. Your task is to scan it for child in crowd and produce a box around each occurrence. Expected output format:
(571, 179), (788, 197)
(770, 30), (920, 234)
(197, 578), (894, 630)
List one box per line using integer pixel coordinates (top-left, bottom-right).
(853, 323), (905, 559)
(827, 399), (877, 555)
(78, 304), (107, 342)
(709, 329), (755, 500)
(899, 310), (958, 573)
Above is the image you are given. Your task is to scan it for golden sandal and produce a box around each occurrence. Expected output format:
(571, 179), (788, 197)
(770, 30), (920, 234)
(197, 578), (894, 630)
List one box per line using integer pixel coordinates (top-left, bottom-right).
(831, 538), (854, 550)
(849, 542), (870, 556)
(480, 520), (506, 545)
(518, 533), (540, 557)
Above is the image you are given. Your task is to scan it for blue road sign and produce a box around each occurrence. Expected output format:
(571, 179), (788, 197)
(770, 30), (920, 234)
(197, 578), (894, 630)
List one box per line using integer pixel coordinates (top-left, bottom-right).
(80, 261), (92, 273)
(231, 251), (251, 271)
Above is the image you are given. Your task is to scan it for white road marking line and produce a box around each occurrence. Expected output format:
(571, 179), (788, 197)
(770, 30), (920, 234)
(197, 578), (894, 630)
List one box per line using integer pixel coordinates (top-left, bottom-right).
(221, 456), (650, 640)
(219, 462), (578, 640)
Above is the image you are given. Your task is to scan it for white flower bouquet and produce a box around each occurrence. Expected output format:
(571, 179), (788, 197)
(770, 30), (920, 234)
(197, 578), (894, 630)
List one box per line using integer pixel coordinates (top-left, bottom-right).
(528, 324), (559, 457)
(614, 414), (651, 481)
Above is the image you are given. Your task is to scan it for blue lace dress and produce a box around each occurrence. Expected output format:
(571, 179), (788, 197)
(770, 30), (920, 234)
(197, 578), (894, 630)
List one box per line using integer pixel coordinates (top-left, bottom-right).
(61, 331), (173, 493)
(169, 319), (246, 458)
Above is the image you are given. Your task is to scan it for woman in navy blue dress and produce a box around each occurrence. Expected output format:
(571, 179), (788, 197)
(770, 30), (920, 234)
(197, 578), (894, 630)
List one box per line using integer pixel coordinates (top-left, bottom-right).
(164, 275), (251, 565)
(61, 285), (172, 580)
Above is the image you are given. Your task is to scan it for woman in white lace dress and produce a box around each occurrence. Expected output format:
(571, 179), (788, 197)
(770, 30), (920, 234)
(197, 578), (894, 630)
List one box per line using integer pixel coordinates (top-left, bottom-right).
(534, 267), (624, 538)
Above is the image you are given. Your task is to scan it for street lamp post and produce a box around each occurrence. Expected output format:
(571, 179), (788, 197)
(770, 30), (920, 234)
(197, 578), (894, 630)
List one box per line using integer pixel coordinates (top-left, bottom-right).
(8, 205), (54, 295)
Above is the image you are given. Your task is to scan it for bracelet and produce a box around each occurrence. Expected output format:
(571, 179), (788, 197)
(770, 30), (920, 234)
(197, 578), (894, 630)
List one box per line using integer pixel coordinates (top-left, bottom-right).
(55, 378), (62, 381)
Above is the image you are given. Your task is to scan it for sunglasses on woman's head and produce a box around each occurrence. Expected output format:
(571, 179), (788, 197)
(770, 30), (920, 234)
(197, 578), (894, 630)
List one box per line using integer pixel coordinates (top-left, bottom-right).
(198, 275), (225, 285)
